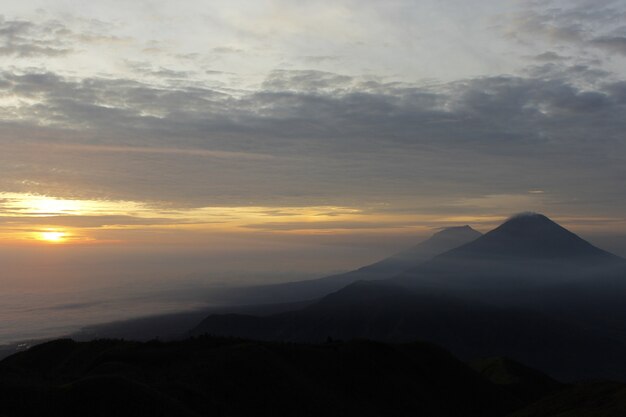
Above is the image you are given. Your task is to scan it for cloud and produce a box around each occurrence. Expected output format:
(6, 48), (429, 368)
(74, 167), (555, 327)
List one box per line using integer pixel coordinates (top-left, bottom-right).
(0, 4), (623, 268)
(212, 46), (243, 54)
(505, 1), (626, 57)
(0, 16), (72, 57)
(242, 220), (415, 231)
(0, 60), (624, 220)
(301, 55), (341, 64)
(0, 67), (621, 149)
(124, 61), (193, 79)
(40, 143), (275, 161)
(532, 51), (569, 62)
(0, 215), (188, 228)
(261, 69), (354, 92)
(590, 36), (626, 55)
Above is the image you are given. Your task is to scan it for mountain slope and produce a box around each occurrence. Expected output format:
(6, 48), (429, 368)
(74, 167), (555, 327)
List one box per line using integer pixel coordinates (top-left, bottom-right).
(192, 280), (626, 381)
(507, 382), (626, 417)
(439, 213), (620, 263)
(392, 213), (624, 296)
(215, 225), (481, 304)
(0, 336), (520, 417)
(471, 357), (563, 402)
(387, 214), (626, 344)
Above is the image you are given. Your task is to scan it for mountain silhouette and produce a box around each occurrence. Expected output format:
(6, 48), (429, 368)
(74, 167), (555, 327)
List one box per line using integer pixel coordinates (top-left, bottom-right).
(0, 336), (521, 417)
(191, 280), (626, 381)
(4, 213), (626, 415)
(360, 225), (482, 271)
(440, 213), (620, 262)
(214, 225), (481, 304)
(388, 213), (626, 343)
(5, 335), (626, 417)
(470, 357), (563, 402)
(393, 213), (624, 298)
(508, 382), (626, 417)
(192, 214), (626, 381)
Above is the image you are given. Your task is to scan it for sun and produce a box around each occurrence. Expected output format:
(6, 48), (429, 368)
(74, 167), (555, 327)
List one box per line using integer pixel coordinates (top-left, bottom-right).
(39, 231), (67, 243)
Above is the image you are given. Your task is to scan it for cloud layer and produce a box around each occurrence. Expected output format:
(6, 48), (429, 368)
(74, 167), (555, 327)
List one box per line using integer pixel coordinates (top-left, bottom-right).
(0, 0), (624, 243)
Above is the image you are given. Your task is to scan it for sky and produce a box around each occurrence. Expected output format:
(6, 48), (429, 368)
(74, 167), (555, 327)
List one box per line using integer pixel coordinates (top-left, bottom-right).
(1, 0), (626, 293)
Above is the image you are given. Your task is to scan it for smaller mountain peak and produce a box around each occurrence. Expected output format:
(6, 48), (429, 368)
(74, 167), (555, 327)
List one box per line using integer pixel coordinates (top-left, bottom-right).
(432, 225), (482, 240)
(450, 224), (474, 230)
(436, 225), (478, 233)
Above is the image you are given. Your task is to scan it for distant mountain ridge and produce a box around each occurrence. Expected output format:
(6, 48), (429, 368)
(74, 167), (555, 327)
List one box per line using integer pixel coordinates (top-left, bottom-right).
(363, 225), (482, 272)
(440, 213), (620, 262)
(192, 213), (626, 381)
(213, 225), (481, 304)
(191, 279), (626, 381)
(393, 213), (624, 297)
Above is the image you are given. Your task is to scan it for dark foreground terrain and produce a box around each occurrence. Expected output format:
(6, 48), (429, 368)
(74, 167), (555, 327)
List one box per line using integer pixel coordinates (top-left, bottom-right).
(1, 336), (625, 417)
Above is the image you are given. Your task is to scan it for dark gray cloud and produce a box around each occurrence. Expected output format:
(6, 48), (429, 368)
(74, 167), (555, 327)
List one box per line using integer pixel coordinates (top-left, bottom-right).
(124, 61), (193, 79)
(590, 36), (626, 55)
(0, 16), (72, 57)
(261, 69), (354, 92)
(532, 51), (569, 62)
(242, 220), (439, 231)
(0, 63), (624, 217)
(507, 1), (626, 57)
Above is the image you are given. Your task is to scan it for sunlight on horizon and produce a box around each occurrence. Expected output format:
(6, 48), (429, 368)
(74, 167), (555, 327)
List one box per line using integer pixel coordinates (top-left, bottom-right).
(2, 192), (622, 246)
(0, 192), (451, 244)
(38, 230), (67, 243)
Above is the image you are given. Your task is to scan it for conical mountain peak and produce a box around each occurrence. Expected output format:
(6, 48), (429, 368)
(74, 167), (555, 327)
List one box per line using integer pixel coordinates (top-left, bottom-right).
(433, 225), (479, 237)
(443, 212), (619, 262)
(495, 212), (563, 234)
(420, 225), (482, 250)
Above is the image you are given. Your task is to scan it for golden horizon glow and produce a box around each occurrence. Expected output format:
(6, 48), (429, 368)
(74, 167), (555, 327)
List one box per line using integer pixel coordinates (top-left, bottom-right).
(29, 198), (83, 216)
(39, 230), (67, 243)
(1, 191), (624, 246)
(0, 193), (145, 217)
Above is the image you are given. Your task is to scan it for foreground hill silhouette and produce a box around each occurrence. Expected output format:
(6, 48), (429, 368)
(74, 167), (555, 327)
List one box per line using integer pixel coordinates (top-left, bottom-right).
(0, 336), (520, 417)
(192, 213), (626, 381)
(214, 225), (481, 304)
(3, 336), (626, 417)
(507, 382), (626, 417)
(471, 357), (563, 402)
(473, 357), (626, 417)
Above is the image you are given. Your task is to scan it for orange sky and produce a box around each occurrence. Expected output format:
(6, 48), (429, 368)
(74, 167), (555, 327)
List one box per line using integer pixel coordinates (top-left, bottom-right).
(1, 192), (625, 250)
